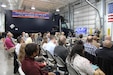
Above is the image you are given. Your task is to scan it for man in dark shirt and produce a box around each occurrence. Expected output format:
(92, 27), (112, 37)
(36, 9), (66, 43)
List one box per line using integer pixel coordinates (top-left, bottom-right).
(96, 40), (113, 61)
(54, 35), (69, 61)
(95, 40), (113, 75)
(22, 43), (55, 75)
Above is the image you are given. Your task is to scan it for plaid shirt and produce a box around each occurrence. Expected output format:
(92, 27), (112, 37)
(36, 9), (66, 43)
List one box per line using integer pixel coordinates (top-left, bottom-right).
(84, 43), (97, 56)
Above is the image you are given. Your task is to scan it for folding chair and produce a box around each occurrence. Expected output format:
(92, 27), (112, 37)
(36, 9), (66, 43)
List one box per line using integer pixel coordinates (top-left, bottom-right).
(66, 63), (81, 75)
(66, 56), (81, 75)
(46, 50), (56, 63)
(54, 55), (68, 75)
(18, 66), (25, 75)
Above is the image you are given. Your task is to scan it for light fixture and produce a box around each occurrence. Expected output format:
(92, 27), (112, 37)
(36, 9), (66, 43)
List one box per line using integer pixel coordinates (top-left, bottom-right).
(1, 4), (7, 7)
(31, 6), (35, 10)
(56, 8), (60, 12)
(40, 0), (50, 2)
(74, 11), (80, 14)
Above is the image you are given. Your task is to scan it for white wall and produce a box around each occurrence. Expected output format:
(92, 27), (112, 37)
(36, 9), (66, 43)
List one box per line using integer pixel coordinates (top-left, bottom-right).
(60, 0), (113, 41)
(59, 6), (68, 29)
(0, 7), (5, 32)
(106, 0), (113, 41)
(73, 0), (96, 36)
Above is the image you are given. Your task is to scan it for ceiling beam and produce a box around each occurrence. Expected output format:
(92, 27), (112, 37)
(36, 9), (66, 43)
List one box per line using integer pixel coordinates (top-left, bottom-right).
(18, 0), (24, 9)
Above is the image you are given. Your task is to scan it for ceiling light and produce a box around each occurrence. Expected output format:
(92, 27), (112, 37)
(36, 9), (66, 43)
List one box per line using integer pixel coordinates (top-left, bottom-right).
(31, 6), (35, 10)
(40, 0), (50, 2)
(74, 11), (80, 14)
(1, 4), (7, 7)
(56, 8), (60, 12)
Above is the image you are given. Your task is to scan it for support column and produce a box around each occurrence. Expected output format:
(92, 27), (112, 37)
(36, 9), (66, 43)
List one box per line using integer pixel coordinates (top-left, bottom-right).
(101, 0), (106, 41)
(68, 4), (71, 29)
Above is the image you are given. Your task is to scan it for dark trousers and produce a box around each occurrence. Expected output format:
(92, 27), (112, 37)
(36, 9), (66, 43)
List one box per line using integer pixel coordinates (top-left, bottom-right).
(14, 51), (19, 74)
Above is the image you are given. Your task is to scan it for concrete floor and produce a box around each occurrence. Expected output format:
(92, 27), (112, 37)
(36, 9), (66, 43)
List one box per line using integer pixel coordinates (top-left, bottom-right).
(0, 40), (18, 75)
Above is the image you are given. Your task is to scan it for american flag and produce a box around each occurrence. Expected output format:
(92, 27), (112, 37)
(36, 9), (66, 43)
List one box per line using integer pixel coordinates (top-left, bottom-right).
(108, 2), (113, 22)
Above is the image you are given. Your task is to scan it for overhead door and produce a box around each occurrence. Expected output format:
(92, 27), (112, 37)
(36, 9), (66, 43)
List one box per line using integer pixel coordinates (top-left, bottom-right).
(73, 1), (96, 36)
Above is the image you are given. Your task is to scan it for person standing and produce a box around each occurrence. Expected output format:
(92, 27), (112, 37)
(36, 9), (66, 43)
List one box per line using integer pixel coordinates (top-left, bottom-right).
(4, 32), (15, 57)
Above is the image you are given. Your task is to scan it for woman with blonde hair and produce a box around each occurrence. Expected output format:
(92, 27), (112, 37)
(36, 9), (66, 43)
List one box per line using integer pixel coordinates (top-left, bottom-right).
(41, 36), (48, 50)
(18, 43), (26, 63)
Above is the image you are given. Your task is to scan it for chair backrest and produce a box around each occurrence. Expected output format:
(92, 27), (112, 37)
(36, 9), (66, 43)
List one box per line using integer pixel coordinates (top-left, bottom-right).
(46, 50), (55, 61)
(66, 63), (81, 75)
(40, 48), (47, 57)
(66, 56), (81, 75)
(18, 66), (25, 75)
(54, 55), (65, 67)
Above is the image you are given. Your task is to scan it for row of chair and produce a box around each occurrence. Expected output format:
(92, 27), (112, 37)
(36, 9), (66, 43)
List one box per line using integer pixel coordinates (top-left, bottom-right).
(18, 48), (82, 75)
(41, 49), (81, 75)
(18, 48), (113, 75)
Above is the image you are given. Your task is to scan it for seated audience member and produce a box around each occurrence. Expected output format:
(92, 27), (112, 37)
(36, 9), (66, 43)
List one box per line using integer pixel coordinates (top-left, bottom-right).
(22, 43), (55, 75)
(68, 31), (72, 37)
(54, 35), (69, 61)
(45, 35), (57, 55)
(96, 40), (113, 75)
(31, 33), (36, 43)
(55, 32), (60, 41)
(92, 36), (100, 48)
(21, 32), (27, 42)
(79, 34), (83, 40)
(42, 37), (48, 50)
(14, 36), (24, 74)
(105, 35), (111, 41)
(43, 33), (47, 38)
(60, 32), (65, 36)
(67, 40), (105, 75)
(18, 43), (26, 63)
(15, 36), (25, 56)
(96, 40), (113, 61)
(103, 35), (113, 49)
(25, 33), (33, 44)
(37, 32), (43, 45)
(78, 34), (85, 43)
(84, 35), (97, 56)
(4, 32), (15, 57)
(46, 31), (51, 42)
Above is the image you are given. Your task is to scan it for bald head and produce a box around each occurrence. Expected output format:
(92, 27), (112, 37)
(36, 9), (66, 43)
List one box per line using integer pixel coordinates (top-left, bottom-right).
(87, 35), (93, 43)
(105, 35), (111, 41)
(103, 40), (112, 48)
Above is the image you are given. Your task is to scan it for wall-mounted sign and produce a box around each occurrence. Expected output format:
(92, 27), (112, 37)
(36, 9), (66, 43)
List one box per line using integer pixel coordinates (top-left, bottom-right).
(75, 27), (87, 34)
(12, 10), (50, 19)
(108, 2), (113, 22)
